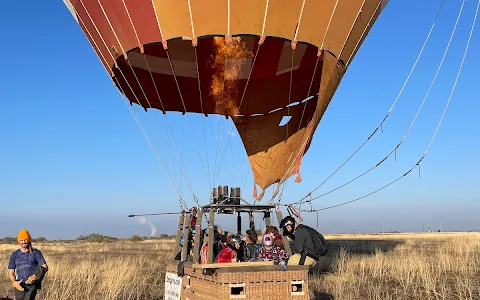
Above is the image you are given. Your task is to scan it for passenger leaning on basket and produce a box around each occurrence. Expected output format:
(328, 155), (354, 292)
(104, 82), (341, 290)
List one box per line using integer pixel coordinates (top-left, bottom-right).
(256, 234), (288, 265)
(280, 216), (328, 267)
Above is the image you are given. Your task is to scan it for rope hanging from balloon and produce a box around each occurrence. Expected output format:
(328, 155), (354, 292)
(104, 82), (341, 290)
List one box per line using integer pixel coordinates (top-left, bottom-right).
(290, 0), (479, 213)
(292, 0), (448, 206)
(76, 0), (208, 209)
(73, 0), (191, 209)
(290, 0), (465, 207)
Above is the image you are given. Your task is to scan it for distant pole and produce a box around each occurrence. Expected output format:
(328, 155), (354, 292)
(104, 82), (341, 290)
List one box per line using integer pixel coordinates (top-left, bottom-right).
(389, 224), (391, 233)
(353, 224), (356, 234)
(440, 222), (443, 232)
(422, 223), (424, 233)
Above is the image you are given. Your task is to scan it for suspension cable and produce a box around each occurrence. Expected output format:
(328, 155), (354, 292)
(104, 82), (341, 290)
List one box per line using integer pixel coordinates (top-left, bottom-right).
(213, 42), (263, 185)
(77, 0), (190, 208)
(291, 0), (465, 206)
(294, 0), (446, 203)
(296, 0), (478, 212)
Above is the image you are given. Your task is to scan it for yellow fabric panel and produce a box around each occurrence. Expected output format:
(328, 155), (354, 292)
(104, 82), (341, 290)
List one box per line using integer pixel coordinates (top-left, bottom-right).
(239, 118), (310, 194)
(342, 0), (383, 64)
(294, 0), (337, 48)
(153, 0), (192, 41)
(230, 0), (266, 36)
(322, 0), (365, 57)
(190, 0), (227, 37)
(263, 0), (303, 40)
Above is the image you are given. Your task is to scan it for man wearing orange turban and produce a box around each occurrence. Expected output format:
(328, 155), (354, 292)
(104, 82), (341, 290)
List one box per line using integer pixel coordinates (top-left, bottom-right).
(7, 229), (48, 300)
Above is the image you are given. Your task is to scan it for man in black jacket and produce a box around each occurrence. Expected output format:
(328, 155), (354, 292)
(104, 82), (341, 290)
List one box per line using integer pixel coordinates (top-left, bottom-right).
(280, 216), (328, 267)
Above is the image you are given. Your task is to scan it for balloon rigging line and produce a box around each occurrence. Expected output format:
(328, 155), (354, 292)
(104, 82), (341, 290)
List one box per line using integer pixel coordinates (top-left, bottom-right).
(122, 95), (188, 209)
(213, 43), (263, 185)
(264, 49), (320, 204)
(295, 0), (478, 213)
(212, 53), (229, 188)
(120, 0), (143, 53)
(294, 0), (306, 43)
(95, 0), (195, 202)
(79, 0), (200, 208)
(258, 47), (297, 193)
(269, 55), (341, 204)
(286, 48), (295, 140)
(194, 47), (213, 190)
(125, 53), (199, 201)
(72, 1), (189, 209)
(339, 0), (366, 58)
(164, 49), (216, 205)
(74, 0), (189, 208)
(291, 0), (465, 207)
(142, 53), (183, 192)
(321, 0), (340, 50)
(297, 55), (321, 133)
(261, 0), (269, 37)
(346, 1), (382, 66)
(295, 0), (446, 204)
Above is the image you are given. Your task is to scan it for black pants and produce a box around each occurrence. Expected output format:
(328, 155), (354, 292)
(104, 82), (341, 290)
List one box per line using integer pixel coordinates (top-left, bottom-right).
(14, 284), (37, 300)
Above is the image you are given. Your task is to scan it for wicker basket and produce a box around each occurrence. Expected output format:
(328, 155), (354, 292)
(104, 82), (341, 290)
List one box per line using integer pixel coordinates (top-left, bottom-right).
(165, 261), (310, 300)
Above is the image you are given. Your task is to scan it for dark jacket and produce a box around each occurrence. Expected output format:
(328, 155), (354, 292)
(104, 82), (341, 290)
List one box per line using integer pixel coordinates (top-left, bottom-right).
(292, 224), (318, 258)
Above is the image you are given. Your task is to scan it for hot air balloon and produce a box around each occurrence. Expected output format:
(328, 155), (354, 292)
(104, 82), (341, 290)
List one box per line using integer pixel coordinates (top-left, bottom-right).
(63, 0), (389, 202)
(63, 0), (390, 298)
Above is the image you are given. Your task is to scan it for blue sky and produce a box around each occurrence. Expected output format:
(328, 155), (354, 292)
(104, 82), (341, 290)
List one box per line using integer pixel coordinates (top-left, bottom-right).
(1, 0), (479, 239)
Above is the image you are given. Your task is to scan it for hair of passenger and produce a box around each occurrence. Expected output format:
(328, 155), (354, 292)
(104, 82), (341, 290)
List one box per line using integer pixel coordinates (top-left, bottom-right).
(264, 225), (279, 236)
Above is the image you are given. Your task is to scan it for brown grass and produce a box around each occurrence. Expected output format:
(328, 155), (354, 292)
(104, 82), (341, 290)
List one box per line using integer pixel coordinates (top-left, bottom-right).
(1, 233), (479, 299)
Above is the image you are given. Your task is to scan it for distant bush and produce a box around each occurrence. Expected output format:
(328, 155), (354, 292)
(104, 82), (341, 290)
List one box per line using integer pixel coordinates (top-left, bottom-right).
(159, 233), (176, 239)
(129, 235), (143, 242)
(76, 233), (117, 243)
(34, 236), (47, 242)
(0, 236), (17, 244)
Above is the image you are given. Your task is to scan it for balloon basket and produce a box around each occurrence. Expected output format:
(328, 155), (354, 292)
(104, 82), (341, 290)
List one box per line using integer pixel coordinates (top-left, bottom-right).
(163, 203), (311, 299)
(165, 260), (310, 300)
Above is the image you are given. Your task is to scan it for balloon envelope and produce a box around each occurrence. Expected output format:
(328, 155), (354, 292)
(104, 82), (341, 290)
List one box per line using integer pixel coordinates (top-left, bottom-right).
(64, 0), (389, 200)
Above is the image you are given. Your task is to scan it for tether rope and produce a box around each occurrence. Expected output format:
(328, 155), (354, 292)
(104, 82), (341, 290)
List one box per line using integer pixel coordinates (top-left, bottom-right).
(291, 0), (464, 206)
(295, 0), (478, 212)
(294, 0), (446, 204)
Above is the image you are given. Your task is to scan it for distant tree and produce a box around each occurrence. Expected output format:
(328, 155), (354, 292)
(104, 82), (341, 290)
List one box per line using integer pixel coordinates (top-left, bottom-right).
(76, 233), (117, 243)
(159, 233), (170, 239)
(129, 235), (143, 242)
(0, 236), (17, 244)
(34, 237), (47, 242)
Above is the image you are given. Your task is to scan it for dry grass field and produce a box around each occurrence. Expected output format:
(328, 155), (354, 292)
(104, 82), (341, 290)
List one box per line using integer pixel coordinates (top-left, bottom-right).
(1, 232), (479, 299)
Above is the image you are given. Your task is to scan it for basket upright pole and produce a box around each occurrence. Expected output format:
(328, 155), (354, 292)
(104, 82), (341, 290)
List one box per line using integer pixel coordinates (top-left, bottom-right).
(172, 212), (185, 260)
(207, 210), (215, 263)
(181, 212), (192, 261)
(276, 210), (293, 255)
(193, 209), (203, 263)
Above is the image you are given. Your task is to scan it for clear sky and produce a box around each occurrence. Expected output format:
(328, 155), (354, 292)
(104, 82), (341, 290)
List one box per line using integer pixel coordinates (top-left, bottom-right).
(1, 0), (479, 240)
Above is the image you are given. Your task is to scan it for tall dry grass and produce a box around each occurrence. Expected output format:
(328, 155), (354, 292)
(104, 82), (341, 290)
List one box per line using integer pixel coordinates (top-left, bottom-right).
(311, 232), (480, 300)
(1, 240), (175, 299)
(1, 233), (479, 299)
